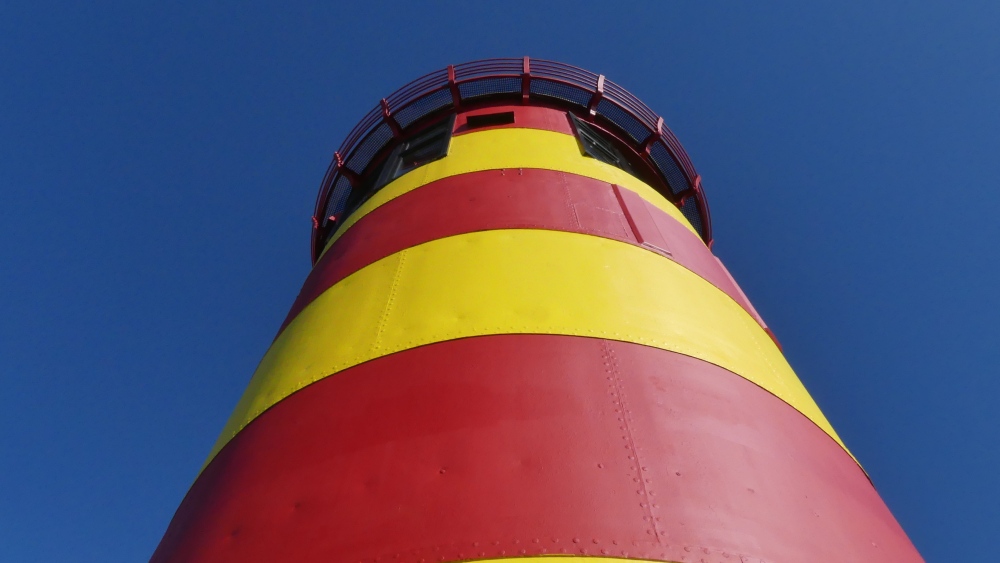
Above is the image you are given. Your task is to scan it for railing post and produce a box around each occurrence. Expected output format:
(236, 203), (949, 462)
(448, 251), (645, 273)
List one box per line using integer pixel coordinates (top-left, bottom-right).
(380, 98), (403, 139)
(334, 151), (361, 187)
(447, 65), (461, 109)
(587, 74), (605, 116)
(521, 56), (531, 104)
(642, 116), (664, 154)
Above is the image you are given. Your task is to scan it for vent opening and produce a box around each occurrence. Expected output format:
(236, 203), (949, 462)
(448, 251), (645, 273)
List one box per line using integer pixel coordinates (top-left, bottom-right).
(466, 111), (516, 129)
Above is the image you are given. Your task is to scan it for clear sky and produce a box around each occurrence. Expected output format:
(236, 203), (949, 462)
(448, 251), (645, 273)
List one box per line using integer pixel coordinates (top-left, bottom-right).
(2, 2), (996, 561)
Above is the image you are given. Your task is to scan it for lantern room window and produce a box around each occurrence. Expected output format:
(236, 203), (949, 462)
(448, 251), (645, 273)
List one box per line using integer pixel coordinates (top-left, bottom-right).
(375, 115), (456, 188)
(568, 113), (634, 175)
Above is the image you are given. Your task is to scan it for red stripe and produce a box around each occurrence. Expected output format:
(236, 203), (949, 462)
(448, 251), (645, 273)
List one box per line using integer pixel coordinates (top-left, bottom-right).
(283, 169), (764, 336)
(151, 336), (919, 563)
(452, 104), (575, 137)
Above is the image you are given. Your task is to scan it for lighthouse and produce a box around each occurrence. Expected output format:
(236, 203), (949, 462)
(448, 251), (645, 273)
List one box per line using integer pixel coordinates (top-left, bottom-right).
(152, 58), (921, 562)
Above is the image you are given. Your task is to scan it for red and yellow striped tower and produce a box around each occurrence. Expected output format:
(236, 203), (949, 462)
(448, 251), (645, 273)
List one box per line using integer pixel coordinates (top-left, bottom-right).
(152, 59), (921, 562)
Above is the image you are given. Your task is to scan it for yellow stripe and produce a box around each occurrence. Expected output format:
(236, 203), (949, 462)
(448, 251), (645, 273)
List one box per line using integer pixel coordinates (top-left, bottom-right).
(320, 127), (699, 259)
(208, 230), (847, 467)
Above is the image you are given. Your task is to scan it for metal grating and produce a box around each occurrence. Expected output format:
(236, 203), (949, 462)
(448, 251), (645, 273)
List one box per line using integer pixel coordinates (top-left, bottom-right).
(649, 141), (690, 195)
(346, 122), (393, 174)
(680, 195), (703, 238)
(322, 175), (353, 229)
(386, 69), (450, 109)
(458, 77), (521, 100)
(596, 98), (649, 144)
(529, 79), (592, 106)
(394, 89), (454, 129)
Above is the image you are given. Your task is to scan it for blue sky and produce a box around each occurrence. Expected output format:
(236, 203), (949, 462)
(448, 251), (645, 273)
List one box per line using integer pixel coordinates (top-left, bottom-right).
(2, 2), (997, 561)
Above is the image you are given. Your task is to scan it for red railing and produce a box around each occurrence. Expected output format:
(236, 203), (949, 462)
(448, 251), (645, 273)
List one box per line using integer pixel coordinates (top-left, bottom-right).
(312, 57), (711, 262)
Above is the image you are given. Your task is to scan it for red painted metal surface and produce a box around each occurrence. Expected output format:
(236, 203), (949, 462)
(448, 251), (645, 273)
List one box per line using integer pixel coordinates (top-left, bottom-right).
(284, 169), (762, 338)
(452, 105), (575, 136)
(150, 335), (920, 563)
(311, 58), (712, 262)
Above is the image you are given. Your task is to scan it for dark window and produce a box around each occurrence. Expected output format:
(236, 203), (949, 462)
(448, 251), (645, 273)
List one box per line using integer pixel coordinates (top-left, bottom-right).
(376, 115), (456, 187)
(568, 113), (633, 174)
(466, 111), (515, 129)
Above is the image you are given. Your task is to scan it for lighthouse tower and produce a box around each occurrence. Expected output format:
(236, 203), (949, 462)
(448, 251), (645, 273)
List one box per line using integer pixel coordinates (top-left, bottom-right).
(152, 58), (921, 562)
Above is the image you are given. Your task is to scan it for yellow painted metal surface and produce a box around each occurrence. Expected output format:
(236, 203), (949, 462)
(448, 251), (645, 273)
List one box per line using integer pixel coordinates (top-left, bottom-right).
(320, 127), (699, 259)
(208, 229), (847, 467)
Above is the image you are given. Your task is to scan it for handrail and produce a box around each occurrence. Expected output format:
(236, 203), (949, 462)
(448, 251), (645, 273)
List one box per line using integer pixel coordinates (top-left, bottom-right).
(311, 57), (712, 262)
